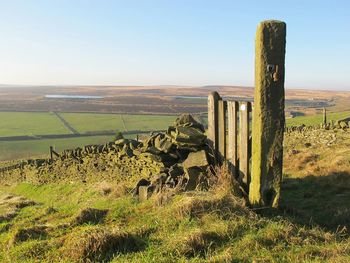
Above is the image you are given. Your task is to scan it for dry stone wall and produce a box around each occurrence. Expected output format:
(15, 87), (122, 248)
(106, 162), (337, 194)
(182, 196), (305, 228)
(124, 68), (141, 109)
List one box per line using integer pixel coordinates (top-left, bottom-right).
(286, 119), (350, 133)
(1, 114), (211, 193)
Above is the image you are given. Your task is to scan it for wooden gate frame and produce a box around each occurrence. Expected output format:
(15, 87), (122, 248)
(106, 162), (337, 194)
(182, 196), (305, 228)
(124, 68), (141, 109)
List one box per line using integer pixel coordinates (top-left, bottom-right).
(208, 93), (252, 191)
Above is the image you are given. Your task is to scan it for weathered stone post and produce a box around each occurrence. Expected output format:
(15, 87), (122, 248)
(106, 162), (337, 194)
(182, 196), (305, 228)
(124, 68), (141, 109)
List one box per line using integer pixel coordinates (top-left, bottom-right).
(249, 20), (286, 208)
(323, 107), (327, 125)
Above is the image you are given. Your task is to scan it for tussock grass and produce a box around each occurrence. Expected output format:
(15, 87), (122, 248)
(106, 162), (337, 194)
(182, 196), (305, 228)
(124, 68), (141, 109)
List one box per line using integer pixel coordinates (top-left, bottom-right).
(0, 139), (350, 262)
(73, 208), (109, 225)
(0, 179), (349, 262)
(61, 226), (145, 262)
(10, 225), (48, 244)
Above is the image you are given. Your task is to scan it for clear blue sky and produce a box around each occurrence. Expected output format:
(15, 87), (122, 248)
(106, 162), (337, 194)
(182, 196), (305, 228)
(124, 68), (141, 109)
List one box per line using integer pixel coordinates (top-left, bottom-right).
(0, 0), (349, 90)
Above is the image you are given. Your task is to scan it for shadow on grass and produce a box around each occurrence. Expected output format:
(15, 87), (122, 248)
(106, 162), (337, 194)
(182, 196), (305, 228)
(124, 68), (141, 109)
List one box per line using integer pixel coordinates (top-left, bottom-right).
(259, 171), (350, 233)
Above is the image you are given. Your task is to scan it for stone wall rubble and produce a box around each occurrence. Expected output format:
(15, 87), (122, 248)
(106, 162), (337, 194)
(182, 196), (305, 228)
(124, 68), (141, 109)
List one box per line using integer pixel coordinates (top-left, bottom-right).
(2, 114), (212, 196)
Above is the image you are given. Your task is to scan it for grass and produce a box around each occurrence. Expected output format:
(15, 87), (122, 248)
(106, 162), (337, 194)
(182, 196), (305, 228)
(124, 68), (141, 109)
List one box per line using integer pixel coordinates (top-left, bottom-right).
(0, 112), (180, 161)
(59, 113), (124, 133)
(0, 127), (349, 261)
(1, 109), (350, 261)
(0, 135), (114, 161)
(60, 113), (176, 133)
(0, 112), (69, 136)
(0, 111), (177, 137)
(121, 114), (176, 131)
(281, 128), (350, 231)
(286, 110), (350, 126)
(0, 169), (349, 262)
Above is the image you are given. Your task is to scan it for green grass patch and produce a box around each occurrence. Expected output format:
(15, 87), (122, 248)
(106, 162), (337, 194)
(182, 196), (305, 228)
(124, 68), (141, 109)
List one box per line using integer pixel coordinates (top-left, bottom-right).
(0, 135), (114, 161)
(0, 111), (69, 137)
(286, 111), (350, 126)
(60, 113), (177, 133)
(122, 114), (176, 131)
(60, 113), (124, 133)
(0, 182), (349, 262)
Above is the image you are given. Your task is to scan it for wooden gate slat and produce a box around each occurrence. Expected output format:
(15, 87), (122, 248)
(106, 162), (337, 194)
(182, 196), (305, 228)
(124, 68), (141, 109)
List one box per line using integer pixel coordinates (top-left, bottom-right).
(227, 101), (238, 177)
(239, 101), (250, 190)
(218, 99), (227, 162)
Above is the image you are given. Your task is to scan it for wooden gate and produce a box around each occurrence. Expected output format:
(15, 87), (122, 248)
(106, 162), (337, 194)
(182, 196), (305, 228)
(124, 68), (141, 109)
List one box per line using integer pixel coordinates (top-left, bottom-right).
(208, 92), (253, 191)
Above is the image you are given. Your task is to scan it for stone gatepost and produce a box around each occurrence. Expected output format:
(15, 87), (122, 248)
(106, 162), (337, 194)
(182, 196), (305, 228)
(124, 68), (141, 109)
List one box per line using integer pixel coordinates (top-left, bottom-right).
(249, 20), (286, 208)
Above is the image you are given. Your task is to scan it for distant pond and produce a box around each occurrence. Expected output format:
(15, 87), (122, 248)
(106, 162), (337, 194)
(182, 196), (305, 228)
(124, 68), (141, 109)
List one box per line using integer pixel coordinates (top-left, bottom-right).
(45, 95), (104, 99)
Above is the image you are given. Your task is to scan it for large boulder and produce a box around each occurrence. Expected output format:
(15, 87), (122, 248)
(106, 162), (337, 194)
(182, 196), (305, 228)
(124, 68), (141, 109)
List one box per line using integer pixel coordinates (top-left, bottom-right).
(182, 150), (209, 191)
(168, 126), (206, 151)
(174, 114), (205, 132)
(167, 114), (207, 152)
(183, 150), (208, 169)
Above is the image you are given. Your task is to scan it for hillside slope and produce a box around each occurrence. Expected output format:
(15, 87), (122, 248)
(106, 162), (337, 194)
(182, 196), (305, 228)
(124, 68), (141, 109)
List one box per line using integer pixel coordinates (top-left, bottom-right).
(0, 120), (349, 262)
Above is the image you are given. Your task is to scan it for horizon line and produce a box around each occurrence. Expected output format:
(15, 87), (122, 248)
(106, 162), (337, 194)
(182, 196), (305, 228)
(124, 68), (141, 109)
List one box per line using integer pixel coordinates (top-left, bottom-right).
(0, 83), (349, 92)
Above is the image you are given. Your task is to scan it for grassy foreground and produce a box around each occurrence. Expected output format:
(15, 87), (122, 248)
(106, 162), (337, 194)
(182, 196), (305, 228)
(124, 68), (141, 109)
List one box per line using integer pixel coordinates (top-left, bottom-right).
(0, 165), (349, 262)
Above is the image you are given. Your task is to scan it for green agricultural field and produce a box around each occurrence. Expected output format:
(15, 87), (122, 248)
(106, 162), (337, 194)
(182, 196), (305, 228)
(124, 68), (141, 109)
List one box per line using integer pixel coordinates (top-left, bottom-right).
(59, 113), (124, 133)
(122, 114), (176, 131)
(286, 110), (350, 126)
(0, 135), (114, 161)
(60, 113), (177, 133)
(0, 112), (69, 137)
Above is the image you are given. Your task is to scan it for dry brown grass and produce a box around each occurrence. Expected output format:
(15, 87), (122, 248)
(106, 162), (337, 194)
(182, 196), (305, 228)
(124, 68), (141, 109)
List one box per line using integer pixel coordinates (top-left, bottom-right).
(95, 181), (112, 196)
(95, 181), (128, 198)
(73, 208), (109, 225)
(0, 194), (38, 224)
(10, 225), (48, 245)
(175, 229), (227, 257)
(171, 165), (254, 221)
(61, 226), (144, 262)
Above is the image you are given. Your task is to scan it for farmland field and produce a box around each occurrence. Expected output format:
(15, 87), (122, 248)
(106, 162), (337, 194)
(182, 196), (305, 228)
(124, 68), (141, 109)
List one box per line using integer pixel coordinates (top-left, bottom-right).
(0, 112), (69, 136)
(0, 111), (182, 161)
(286, 110), (350, 126)
(60, 113), (176, 133)
(1, 109), (349, 162)
(0, 135), (114, 162)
